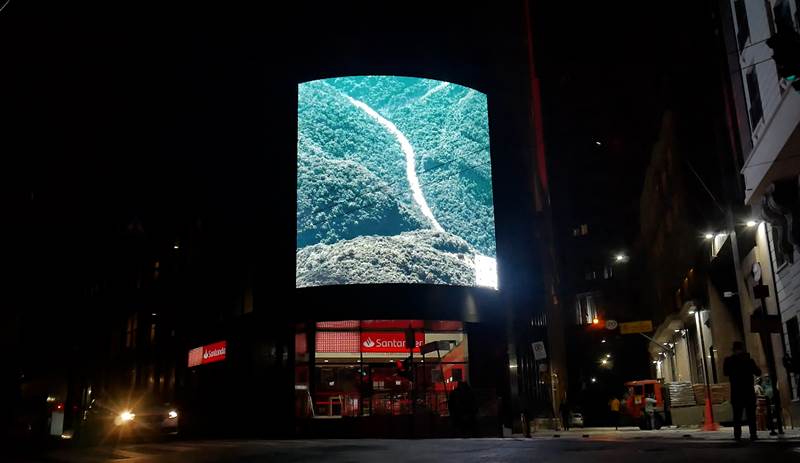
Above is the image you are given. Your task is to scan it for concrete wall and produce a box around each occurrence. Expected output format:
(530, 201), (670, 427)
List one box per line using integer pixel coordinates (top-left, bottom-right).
(769, 225), (800, 405)
(708, 280), (742, 381)
(727, 0), (800, 203)
(674, 333), (694, 383)
(741, 223), (792, 414)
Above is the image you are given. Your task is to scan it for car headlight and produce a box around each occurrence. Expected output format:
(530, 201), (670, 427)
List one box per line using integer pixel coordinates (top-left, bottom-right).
(119, 410), (135, 422)
(168, 410), (178, 419)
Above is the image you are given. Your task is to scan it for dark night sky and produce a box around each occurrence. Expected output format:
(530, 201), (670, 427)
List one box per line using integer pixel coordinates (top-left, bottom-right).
(534, 1), (722, 248)
(535, 1), (673, 247)
(3, 1), (722, 382)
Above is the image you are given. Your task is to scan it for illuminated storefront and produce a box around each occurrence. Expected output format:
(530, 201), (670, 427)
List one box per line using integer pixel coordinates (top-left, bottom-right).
(295, 320), (468, 419)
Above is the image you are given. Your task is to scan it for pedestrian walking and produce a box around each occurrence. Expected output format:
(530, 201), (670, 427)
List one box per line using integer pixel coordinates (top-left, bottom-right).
(559, 399), (570, 431)
(723, 341), (761, 442)
(644, 393), (657, 430)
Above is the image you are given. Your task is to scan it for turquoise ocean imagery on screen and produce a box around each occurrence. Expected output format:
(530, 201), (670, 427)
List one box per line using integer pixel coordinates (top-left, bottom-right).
(296, 76), (496, 289)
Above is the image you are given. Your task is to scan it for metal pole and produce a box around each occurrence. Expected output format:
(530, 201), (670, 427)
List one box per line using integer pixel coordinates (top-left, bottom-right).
(437, 348), (449, 415)
(763, 223), (786, 434)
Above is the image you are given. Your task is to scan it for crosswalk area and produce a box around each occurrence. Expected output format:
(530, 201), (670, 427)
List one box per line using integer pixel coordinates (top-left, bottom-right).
(44, 440), (243, 463)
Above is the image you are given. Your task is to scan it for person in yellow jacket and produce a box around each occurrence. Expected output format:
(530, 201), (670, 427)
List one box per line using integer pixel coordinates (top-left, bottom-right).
(609, 397), (621, 430)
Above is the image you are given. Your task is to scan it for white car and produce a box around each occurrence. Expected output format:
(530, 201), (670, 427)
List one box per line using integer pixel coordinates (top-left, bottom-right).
(571, 412), (584, 427)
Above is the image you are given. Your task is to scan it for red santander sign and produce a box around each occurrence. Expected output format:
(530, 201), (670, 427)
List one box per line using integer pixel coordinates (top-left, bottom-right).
(360, 332), (424, 353)
(188, 341), (226, 367)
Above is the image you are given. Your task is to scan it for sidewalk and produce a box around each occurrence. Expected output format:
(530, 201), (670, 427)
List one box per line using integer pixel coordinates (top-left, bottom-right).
(526, 425), (800, 442)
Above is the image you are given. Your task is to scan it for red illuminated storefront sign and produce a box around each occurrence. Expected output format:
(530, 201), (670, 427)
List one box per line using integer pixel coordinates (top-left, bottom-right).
(360, 331), (424, 353)
(315, 331), (425, 353)
(188, 340), (227, 367)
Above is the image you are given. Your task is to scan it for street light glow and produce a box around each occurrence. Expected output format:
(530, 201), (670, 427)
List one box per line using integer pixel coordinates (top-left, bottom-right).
(704, 233), (714, 240)
(615, 254), (626, 262)
(746, 220), (758, 228)
(592, 318), (600, 325)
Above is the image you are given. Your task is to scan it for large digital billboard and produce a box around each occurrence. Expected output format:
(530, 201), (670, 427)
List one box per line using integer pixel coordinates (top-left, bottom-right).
(297, 76), (496, 289)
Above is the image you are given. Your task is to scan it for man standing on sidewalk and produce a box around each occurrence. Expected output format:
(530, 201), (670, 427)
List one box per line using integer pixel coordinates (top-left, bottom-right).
(723, 341), (761, 441)
(609, 397), (621, 430)
(559, 399), (570, 431)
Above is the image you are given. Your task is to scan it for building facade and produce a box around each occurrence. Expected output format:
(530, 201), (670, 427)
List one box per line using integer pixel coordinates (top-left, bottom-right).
(722, 0), (800, 422)
(7, 1), (565, 441)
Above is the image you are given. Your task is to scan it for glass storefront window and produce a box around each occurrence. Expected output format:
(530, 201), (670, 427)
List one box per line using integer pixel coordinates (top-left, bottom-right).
(296, 320), (469, 419)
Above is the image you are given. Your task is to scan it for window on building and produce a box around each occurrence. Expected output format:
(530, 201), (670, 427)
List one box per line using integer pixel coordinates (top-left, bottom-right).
(575, 292), (598, 325)
(770, 224), (788, 268)
(786, 316), (800, 399)
(302, 320), (468, 418)
(243, 285), (254, 314)
(603, 265), (614, 279)
(774, 0), (795, 34)
(746, 69), (764, 130)
(734, 0), (750, 49)
(125, 314), (138, 348)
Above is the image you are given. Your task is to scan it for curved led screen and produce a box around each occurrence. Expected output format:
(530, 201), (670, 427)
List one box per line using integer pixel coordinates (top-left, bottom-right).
(297, 76), (496, 289)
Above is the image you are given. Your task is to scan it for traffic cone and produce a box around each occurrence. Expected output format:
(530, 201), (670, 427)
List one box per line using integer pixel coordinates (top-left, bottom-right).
(703, 391), (719, 431)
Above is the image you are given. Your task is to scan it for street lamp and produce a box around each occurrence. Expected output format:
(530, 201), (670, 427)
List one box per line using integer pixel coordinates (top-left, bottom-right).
(746, 220), (758, 228)
(704, 233), (714, 240)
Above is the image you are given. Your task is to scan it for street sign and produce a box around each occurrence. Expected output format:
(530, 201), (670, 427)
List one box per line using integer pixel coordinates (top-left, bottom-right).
(750, 314), (782, 334)
(605, 319), (618, 330)
(620, 320), (653, 335)
(532, 341), (547, 360)
(420, 340), (452, 355)
(188, 340), (227, 367)
(753, 284), (770, 299)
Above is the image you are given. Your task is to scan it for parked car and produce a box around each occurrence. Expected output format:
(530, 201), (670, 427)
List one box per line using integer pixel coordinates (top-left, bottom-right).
(570, 412), (584, 427)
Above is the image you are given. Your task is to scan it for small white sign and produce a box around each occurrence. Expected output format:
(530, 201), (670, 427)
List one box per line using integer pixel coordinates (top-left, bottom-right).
(532, 341), (547, 360)
(605, 319), (618, 330)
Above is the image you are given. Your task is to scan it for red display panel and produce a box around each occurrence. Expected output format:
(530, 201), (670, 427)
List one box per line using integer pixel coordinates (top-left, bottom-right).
(188, 341), (227, 367)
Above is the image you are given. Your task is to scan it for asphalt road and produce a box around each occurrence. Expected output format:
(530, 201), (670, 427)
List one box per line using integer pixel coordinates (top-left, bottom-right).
(20, 434), (800, 463)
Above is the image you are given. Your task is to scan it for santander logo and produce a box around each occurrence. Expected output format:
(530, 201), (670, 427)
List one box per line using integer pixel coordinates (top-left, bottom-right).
(362, 337), (376, 348)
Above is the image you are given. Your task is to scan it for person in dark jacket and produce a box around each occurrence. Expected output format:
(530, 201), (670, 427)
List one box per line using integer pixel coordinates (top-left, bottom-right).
(723, 341), (762, 441)
(559, 400), (570, 431)
(449, 381), (477, 436)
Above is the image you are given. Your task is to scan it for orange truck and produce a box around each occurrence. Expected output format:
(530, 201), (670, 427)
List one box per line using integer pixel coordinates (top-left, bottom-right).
(623, 379), (665, 430)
